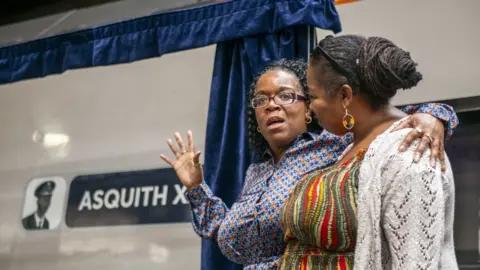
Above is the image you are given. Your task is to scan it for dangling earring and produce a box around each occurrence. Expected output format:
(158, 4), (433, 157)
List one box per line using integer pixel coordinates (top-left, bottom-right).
(343, 108), (355, 130)
(257, 127), (261, 132)
(306, 115), (312, 124)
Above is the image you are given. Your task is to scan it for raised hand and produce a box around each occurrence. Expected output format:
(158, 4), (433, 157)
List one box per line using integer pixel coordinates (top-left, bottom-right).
(160, 130), (203, 190)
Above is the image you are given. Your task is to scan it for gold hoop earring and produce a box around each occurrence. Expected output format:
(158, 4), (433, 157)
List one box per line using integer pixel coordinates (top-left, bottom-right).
(306, 116), (312, 124)
(257, 127), (261, 132)
(343, 108), (355, 130)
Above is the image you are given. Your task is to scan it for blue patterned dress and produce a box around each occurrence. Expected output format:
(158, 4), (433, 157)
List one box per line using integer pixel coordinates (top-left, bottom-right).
(185, 103), (458, 269)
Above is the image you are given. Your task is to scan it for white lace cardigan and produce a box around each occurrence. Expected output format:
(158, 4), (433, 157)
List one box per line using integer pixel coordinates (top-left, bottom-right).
(347, 117), (458, 270)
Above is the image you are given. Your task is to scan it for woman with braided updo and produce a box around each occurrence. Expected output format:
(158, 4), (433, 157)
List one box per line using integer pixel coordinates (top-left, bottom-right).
(279, 35), (458, 269)
(160, 56), (459, 269)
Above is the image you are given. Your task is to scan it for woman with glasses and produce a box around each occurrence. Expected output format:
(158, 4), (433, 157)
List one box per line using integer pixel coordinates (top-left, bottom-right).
(279, 35), (458, 269)
(160, 58), (458, 269)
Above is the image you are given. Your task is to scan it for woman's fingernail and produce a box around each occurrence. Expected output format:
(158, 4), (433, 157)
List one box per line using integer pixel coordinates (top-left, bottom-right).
(399, 145), (405, 152)
(414, 153), (420, 162)
(430, 159), (436, 168)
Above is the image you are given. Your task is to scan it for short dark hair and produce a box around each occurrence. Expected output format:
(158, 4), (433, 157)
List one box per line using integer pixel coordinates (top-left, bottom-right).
(310, 35), (423, 110)
(247, 59), (322, 161)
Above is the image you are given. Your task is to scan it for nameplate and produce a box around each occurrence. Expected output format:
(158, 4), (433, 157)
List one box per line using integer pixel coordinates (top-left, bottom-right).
(65, 168), (192, 227)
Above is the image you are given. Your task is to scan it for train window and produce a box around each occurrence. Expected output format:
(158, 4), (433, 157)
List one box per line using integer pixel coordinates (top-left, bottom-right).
(445, 109), (480, 267)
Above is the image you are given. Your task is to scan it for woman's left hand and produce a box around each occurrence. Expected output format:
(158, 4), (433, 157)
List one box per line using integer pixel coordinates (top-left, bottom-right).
(392, 113), (446, 171)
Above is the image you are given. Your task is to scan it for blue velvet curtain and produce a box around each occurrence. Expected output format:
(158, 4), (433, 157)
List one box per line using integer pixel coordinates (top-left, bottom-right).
(0, 1), (341, 269)
(202, 25), (317, 270)
(0, 0), (340, 85)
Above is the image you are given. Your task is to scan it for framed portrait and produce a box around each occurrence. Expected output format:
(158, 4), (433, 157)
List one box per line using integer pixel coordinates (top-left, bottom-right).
(21, 176), (67, 231)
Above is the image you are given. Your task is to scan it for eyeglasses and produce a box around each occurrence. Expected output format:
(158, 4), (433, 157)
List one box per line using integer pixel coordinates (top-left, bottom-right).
(251, 92), (307, 108)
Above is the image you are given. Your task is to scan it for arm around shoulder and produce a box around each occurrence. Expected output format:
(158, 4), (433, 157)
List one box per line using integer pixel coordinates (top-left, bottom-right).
(400, 103), (459, 140)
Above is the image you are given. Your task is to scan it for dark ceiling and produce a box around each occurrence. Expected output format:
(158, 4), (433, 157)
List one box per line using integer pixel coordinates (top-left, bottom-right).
(0, 0), (123, 26)
(0, 0), (216, 26)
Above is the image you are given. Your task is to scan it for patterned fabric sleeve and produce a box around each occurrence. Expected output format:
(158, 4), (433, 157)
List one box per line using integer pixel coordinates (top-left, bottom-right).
(400, 103), (459, 141)
(318, 130), (352, 151)
(185, 181), (229, 241)
(380, 136), (454, 269)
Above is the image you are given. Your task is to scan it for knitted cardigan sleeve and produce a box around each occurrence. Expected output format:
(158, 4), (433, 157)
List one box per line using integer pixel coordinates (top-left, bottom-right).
(379, 131), (455, 269)
(353, 122), (458, 270)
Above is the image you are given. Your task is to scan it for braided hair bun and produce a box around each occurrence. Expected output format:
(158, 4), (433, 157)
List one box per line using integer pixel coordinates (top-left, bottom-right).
(357, 36), (423, 101)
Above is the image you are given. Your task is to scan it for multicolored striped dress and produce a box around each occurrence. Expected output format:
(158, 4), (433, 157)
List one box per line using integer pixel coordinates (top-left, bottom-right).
(279, 149), (366, 270)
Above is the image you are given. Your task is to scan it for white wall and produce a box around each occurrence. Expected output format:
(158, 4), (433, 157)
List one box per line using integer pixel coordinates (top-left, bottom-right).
(0, 45), (215, 270)
(317, 0), (480, 105)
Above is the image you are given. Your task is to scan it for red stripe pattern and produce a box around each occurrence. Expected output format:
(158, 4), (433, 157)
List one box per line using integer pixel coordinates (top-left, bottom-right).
(279, 150), (366, 269)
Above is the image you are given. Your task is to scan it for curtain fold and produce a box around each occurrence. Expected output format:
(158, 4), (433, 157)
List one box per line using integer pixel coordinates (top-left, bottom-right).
(203, 25), (318, 270)
(0, 0), (341, 85)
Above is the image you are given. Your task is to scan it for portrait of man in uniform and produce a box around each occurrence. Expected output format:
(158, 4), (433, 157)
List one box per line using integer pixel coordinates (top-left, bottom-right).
(22, 181), (55, 230)
(22, 177), (66, 231)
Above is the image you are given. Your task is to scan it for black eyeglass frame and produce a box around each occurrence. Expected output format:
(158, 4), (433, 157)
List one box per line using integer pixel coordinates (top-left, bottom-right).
(251, 92), (307, 109)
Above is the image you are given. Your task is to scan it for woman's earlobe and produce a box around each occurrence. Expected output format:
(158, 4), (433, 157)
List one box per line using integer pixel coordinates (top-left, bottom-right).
(306, 109), (312, 117)
(341, 85), (354, 107)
